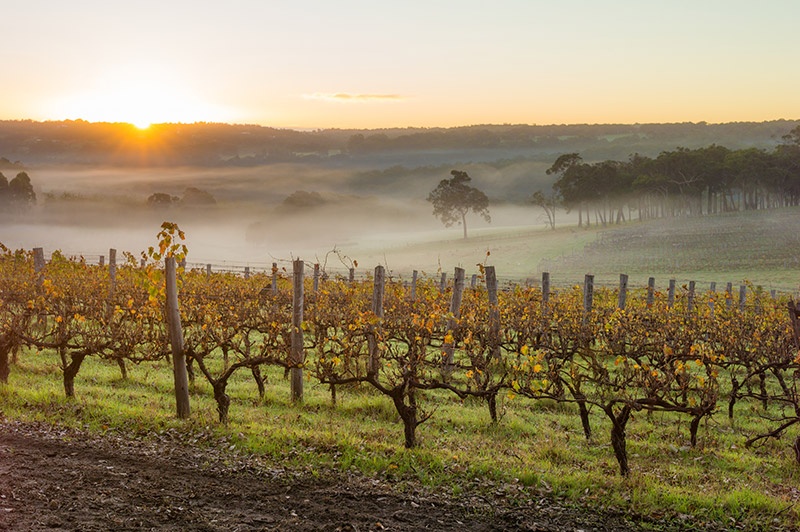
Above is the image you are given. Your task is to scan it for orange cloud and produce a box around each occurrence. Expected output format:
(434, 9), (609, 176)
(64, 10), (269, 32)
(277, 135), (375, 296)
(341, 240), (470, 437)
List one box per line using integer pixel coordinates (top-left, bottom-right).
(304, 93), (405, 102)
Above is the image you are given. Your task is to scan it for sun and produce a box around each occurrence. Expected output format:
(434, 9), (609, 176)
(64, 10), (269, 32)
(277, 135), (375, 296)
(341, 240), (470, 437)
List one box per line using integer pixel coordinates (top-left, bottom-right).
(52, 65), (232, 126)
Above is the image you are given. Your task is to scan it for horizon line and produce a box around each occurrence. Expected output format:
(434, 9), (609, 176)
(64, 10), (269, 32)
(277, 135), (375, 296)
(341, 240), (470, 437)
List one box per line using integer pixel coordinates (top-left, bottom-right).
(1, 117), (799, 133)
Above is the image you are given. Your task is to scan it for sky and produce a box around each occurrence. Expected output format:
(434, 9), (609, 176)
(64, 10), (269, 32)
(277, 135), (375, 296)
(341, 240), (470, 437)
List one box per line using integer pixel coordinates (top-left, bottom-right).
(3, 0), (799, 130)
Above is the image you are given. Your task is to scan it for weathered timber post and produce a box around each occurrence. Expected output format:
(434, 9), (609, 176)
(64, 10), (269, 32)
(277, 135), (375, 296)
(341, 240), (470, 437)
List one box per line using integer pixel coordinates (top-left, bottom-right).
(165, 256), (191, 419)
(583, 274), (594, 324)
(443, 267), (465, 374)
(541, 272), (550, 313)
(739, 285), (747, 312)
(244, 266), (250, 280)
(668, 279), (676, 308)
(726, 282), (733, 310)
(108, 248), (126, 378)
(646, 277), (655, 307)
(368, 265), (386, 377)
(410, 270), (418, 301)
(486, 266), (500, 359)
(618, 273), (628, 310)
(272, 263), (279, 294)
(108, 248), (117, 300)
(206, 264), (212, 279)
(99, 255), (105, 267)
(709, 282), (716, 317)
(291, 259), (305, 402)
(787, 300), (800, 347)
(687, 281), (696, 313)
(349, 267), (355, 284)
(471, 274), (478, 289)
(313, 263), (320, 293)
(33, 247), (45, 287)
(440, 272), (447, 293)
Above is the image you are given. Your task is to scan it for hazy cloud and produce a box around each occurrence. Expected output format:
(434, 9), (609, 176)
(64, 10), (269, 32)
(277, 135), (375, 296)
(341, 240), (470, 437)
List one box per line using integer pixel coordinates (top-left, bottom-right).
(304, 93), (405, 103)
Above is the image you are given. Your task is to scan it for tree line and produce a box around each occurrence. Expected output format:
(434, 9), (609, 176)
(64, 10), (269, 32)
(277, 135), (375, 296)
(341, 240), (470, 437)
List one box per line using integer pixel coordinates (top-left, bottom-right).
(1, 119), (797, 167)
(538, 125), (800, 228)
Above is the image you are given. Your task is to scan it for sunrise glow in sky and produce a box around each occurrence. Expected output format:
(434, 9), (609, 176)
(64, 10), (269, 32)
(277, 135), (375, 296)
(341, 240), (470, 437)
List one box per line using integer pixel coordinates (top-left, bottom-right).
(3, 1), (799, 130)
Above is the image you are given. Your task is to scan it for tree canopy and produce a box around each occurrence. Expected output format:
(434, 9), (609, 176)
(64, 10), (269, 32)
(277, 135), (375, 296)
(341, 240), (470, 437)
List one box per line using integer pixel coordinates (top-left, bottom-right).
(543, 125), (800, 227)
(0, 171), (35, 209)
(427, 170), (490, 239)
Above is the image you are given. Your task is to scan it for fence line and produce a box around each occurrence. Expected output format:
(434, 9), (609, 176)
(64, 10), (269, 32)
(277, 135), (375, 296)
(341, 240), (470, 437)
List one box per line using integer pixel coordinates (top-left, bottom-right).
(24, 247), (797, 299)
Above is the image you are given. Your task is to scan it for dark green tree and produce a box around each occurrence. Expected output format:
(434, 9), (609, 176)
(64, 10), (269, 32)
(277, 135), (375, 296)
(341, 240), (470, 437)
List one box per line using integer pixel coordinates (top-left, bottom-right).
(548, 154), (593, 227)
(530, 190), (559, 230)
(8, 172), (35, 206)
(427, 170), (490, 239)
(0, 172), (8, 205)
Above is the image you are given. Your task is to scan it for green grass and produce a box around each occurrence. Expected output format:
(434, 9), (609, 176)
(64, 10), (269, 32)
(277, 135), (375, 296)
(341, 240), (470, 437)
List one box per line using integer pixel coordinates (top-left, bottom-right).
(341, 206), (800, 293)
(2, 349), (800, 530)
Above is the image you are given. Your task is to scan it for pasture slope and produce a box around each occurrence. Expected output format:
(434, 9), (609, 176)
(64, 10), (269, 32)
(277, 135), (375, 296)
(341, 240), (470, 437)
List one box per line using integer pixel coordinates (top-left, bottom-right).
(341, 207), (800, 293)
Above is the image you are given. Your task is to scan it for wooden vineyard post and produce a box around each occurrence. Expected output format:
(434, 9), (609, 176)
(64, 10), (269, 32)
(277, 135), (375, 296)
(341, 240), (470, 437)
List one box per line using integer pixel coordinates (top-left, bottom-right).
(368, 265), (386, 377)
(739, 285), (747, 312)
(109, 248), (127, 379)
(471, 274), (478, 289)
(140, 258), (146, 268)
(291, 259), (305, 403)
(618, 273), (628, 310)
(668, 279), (676, 308)
(32, 247), (47, 335)
(709, 282), (716, 317)
(687, 281), (696, 313)
(486, 266), (500, 359)
(443, 267), (465, 375)
(787, 300), (800, 347)
(313, 263), (320, 293)
(583, 274), (594, 323)
(165, 256), (191, 419)
(541, 272), (550, 313)
(244, 266), (250, 280)
(726, 282), (733, 311)
(33, 247), (45, 287)
(108, 248), (117, 301)
(440, 272), (447, 293)
(206, 264), (212, 279)
(349, 267), (355, 284)
(646, 277), (656, 308)
(410, 270), (418, 301)
(99, 255), (104, 267)
(272, 263), (279, 294)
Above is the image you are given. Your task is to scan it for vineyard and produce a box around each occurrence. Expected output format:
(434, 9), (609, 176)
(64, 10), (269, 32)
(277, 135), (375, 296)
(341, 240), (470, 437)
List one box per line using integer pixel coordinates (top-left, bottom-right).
(3, 229), (800, 529)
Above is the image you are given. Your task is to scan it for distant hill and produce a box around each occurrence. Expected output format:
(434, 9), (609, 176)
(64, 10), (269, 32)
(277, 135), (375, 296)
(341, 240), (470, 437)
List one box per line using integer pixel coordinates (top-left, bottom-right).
(1, 119), (797, 169)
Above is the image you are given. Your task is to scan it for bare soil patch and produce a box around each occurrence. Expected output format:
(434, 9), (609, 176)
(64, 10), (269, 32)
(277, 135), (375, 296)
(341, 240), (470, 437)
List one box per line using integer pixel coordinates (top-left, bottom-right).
(0, 420), (661, 531)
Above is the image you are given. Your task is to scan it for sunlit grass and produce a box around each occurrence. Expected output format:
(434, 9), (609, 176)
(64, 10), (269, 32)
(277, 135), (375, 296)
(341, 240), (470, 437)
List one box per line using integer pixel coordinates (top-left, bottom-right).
(2, 348), (799, 530)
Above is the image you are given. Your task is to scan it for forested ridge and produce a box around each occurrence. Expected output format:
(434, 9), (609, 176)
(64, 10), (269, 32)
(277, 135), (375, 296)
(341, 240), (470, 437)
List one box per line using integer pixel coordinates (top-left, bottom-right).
(1, 119), (797, 167)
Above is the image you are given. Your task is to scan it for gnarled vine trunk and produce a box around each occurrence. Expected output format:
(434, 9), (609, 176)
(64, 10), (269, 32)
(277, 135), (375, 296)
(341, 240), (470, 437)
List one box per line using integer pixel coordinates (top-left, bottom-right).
(604, 404), (632, 476)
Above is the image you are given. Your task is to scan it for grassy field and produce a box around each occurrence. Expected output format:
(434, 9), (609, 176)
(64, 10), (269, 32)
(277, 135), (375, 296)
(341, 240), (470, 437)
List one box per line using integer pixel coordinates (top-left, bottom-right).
(3, 348), (799, 530)
(341, 207), (800, 293)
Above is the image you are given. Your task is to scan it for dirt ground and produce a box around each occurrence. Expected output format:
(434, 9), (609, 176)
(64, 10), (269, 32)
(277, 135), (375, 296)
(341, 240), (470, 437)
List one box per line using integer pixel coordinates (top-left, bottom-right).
(0, 420), (662, 531)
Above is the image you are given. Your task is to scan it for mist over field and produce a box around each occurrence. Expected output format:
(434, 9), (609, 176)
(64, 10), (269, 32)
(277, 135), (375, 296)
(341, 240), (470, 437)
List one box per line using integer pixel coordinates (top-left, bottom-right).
(1, 161), (561, 278)
(2, 119), (800, 288)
